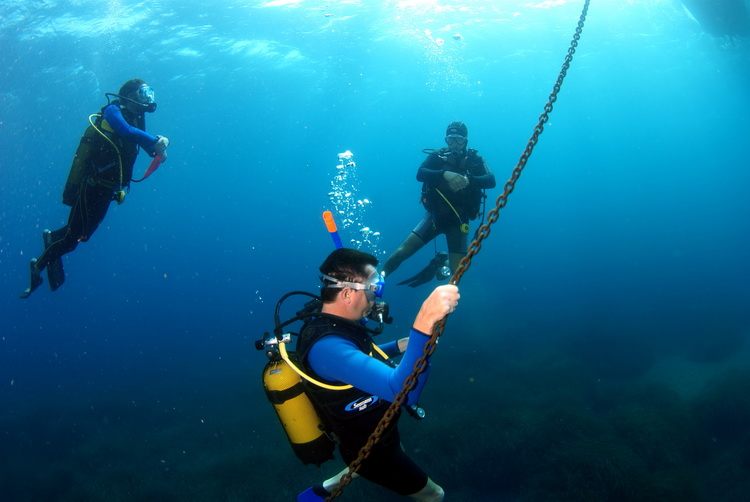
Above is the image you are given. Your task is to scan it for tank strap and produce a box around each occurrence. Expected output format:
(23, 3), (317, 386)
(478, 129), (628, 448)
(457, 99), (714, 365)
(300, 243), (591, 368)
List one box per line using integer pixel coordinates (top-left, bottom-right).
(265, 380), (306, 405)
(94, 178), (116, 190)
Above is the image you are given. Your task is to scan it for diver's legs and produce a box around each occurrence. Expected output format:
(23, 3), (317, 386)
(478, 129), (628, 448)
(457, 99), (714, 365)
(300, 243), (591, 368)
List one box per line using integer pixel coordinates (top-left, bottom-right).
(36, 181), (111, 271)
(70, 180), (112, 244)
(23, 181), (111, 298)
(408, 477), (444, 502)
(445, 224), (469, 274)
(448, 252), (464, 273)
(382, 232), (426, 278)
(37, 226), (79, 271)
(320, 470), (441, 501)
(323, 466), (360, 492)
(296, 467), (361, 502)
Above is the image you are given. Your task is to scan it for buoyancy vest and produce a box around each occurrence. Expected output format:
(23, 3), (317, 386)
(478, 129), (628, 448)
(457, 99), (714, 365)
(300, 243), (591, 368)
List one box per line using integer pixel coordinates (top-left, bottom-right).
(62, 104), (143, 206)
(420, 147), (487, 221)
(296, 317), (395, 445)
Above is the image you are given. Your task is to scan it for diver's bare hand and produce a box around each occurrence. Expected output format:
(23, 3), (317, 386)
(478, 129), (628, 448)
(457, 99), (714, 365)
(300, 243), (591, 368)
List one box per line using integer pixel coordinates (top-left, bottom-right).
(413, 284), (460, 334)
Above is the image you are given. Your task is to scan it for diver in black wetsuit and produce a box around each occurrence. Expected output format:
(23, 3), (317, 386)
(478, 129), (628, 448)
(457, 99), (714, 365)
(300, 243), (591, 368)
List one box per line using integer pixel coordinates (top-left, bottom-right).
(382, 121), (495, 286)
(20, 78), (169, 298)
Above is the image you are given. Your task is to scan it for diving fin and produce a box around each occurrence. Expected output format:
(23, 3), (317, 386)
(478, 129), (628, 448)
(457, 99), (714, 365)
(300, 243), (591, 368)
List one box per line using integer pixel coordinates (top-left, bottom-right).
(397, 251), (449, 288)
(43, 230), (66, 291)
(19, 258), (43, 299)
(297, 485), (330, 502)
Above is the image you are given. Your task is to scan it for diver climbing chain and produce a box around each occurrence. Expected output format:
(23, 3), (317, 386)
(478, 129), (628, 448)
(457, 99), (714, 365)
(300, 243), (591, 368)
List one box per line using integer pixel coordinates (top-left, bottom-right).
(326, 0), (591, 499)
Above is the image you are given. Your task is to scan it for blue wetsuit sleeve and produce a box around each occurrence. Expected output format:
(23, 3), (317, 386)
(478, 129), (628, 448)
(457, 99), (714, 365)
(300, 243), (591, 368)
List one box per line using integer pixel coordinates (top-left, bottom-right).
(308, 329), (432, 406)
(377, 340), (400, 358)
(103, 105), (159, 155)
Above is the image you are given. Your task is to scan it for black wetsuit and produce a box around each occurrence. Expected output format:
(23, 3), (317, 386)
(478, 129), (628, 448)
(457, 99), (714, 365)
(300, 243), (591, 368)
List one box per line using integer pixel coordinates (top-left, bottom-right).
(415, 147), (496, 253)
(36, 104), (153, 272)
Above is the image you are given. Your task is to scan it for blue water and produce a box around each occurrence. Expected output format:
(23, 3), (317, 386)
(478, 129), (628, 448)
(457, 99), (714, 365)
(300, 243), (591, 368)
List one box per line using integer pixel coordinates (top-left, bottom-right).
(2, 1), (750, 500)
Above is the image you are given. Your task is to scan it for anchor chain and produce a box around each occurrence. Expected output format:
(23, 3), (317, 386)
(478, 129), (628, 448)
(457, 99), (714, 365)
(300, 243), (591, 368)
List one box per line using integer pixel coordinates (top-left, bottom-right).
(326, 1), (590, 499)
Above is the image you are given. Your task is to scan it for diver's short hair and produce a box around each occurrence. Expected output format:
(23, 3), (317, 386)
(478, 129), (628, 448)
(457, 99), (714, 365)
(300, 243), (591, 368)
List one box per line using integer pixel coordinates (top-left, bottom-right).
(319, 248), (378, 303)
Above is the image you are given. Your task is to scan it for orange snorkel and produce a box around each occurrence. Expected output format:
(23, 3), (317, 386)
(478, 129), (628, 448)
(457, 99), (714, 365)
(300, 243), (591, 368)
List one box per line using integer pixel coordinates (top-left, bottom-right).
(322, 211), (343, 249)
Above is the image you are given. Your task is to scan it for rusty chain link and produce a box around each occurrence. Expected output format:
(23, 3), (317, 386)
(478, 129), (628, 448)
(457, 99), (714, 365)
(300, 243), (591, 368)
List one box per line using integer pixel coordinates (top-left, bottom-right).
(326, 1), (590, 499)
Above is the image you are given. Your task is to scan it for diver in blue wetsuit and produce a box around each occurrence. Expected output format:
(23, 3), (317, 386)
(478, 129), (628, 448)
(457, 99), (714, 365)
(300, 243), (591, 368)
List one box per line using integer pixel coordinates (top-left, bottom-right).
(296, 248), (459, 501)
(20, 78), (169, 298)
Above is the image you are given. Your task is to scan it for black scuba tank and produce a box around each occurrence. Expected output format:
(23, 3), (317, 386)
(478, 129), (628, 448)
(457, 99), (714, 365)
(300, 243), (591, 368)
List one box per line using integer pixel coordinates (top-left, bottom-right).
(62, 126), (100, 206)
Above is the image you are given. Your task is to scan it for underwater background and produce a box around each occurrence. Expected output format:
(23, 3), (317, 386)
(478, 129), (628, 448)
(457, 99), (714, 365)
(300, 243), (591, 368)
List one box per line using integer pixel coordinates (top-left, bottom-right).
(2, 0), (750, 500)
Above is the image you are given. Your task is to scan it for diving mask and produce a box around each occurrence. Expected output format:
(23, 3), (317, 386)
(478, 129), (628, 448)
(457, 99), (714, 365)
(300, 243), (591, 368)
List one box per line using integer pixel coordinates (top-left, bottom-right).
(133, 85), (157, 113)
(322, 272), (385, 302)
(445, 135), (467, 153)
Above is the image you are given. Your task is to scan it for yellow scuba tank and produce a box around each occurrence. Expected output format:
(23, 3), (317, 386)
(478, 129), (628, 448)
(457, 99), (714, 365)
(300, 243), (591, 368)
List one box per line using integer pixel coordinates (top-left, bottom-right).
(257, 291), (393, 467)
(262, 356), (335, 466)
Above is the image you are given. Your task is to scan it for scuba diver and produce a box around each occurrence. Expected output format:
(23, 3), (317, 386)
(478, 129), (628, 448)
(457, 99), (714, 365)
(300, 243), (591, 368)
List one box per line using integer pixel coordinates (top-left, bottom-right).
(262, 248), (459, 501)
(382, 121), (495, 286)
(20, 78), (169, 298)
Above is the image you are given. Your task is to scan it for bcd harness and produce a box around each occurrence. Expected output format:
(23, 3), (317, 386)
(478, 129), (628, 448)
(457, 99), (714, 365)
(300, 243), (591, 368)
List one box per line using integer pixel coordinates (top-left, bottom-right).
(420, 147), (488, 233)
(62, 105), (145, 207)
(88, 114), (126, 201)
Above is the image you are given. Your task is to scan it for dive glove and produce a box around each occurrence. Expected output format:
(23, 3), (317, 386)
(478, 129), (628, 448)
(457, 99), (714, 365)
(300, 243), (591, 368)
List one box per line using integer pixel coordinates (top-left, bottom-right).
(443, 171), (469, 191)
(154, 136), (169, 161)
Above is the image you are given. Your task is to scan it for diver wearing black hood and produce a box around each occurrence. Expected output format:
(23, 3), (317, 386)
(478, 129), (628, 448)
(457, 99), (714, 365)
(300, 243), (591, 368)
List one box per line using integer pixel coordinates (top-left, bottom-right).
(20, 78), (169, 298)
(382, 121), (495, 286)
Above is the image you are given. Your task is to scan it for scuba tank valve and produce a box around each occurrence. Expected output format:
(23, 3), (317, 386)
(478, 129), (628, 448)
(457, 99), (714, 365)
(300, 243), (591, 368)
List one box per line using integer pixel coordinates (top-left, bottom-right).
(259, 332), (291, 361)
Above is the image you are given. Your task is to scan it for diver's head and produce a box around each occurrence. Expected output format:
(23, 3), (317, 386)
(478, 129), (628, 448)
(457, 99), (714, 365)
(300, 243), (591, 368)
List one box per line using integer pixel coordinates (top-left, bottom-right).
(118, 78), (157, 114)
(445, 121), (468, 153)
(319, 248), (384, 319)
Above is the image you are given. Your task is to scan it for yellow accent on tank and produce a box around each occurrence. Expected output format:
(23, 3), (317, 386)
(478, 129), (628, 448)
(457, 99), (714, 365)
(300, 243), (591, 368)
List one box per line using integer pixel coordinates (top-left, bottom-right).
(100, 119), (115, 133)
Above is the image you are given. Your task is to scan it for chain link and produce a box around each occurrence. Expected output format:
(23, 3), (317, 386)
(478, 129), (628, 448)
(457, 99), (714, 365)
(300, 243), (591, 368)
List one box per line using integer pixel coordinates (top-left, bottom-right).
(326, 2), (589, 499)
